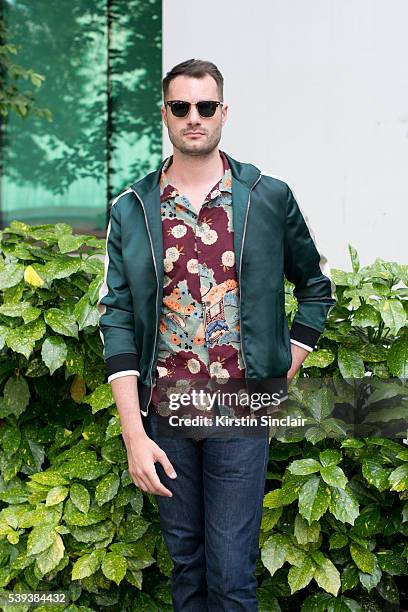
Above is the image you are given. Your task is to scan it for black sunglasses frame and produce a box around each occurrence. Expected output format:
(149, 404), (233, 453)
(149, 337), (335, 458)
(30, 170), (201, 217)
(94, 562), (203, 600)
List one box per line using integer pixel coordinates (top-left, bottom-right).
(165, 100), (223, 118)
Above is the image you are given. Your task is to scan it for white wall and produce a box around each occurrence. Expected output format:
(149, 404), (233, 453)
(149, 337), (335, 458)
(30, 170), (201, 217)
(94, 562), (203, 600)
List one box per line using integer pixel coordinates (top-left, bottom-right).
(163, 0), (408, 271)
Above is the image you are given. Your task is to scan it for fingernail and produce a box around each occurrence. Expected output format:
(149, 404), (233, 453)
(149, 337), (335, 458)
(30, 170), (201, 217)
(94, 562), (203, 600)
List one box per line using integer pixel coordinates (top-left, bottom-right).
(170, 472), (177, 478)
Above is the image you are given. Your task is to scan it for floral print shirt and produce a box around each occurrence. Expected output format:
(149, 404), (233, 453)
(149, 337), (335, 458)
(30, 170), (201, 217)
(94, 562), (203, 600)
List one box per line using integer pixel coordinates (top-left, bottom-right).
(150, 151), (247, 417)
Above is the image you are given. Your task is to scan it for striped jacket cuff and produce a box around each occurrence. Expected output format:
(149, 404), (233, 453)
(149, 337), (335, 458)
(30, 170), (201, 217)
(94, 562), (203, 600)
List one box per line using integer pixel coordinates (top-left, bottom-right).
(290, 321), (321, 352)
(105, 352), (140, 380)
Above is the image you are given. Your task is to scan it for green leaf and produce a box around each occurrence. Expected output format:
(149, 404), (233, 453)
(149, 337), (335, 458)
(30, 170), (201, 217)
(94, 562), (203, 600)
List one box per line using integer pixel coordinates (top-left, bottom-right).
(358, 556), (382, 591)
(375, 575), (399, 605)
(351, 304), (380, 328)
(263, 486), (298, 508)
(357, 343), (387, 362)
(45, 485), (69, 506)
(341, 565), (359, 592)
(44, 308), (78, 338)
(0, 302), (41, 323)
(352, 505), (382, 538)
(43, 258), (82, 280)
(320, 465), (348, 489)
(30, 470), (69, 487)
(62, 450), (111, 481)
(35, 533), (65, 576)
(261, 507), (283, 532)
(301, 591), (333, 612)
(288, 459), (321, 475)
(312, 551), (341, 596)
(3, 375), (30, 418)
(261, 534), (288, 576)
(329, 532), (348, 549)
(389, 464), (408, 491)
(387, 337), (408, 377)
(95, 472), (120, 506)
(341, 439), (365, 449)
(349, 542), (375, 574)
(348, 244), (360, 273)
(288, 556), (315, 594)
(74, 297), (100, 331)
(70, 482), (90, 513)
(41, 336), (67, 374)
(70, 519), (115, 543)
(294, 514), (320, 544)
(58, 233), (89, 254)
(307, 387), (334, 423)
(120, 513), (150, 542)
(320, 450), (342, 467)
(83, 384), (114, 414)
(64, 499), (109, 527)
(376, 550), (408, 576)
(1, 426), (21, 457)
(101, 552), (127, 585)
(5, 318), (46, 359)
(377, 299), (406, 336)
(361, 459), (390, 492)
(338, 347), (365, 378)
(298, 476), (330, 524)
(0, 263), (25, 289)
(303, 349), (335, 369)
(72, 549), (104, 580)
(27, 524), (57, 556)
(329, 487), (359, 525)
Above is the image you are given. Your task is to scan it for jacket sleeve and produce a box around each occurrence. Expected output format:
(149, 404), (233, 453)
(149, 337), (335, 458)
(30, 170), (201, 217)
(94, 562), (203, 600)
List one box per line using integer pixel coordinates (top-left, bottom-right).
(97, 196), (140, 382)
(283, 184), (336, 351)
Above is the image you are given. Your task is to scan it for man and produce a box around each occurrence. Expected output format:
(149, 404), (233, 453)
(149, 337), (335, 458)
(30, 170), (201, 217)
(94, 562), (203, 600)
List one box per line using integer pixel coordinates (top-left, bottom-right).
(97, 59), (336, 611)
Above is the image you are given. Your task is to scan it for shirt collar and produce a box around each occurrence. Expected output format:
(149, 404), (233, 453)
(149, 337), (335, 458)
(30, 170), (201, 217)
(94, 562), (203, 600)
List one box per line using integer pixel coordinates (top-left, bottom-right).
(159, 150), (232, 203)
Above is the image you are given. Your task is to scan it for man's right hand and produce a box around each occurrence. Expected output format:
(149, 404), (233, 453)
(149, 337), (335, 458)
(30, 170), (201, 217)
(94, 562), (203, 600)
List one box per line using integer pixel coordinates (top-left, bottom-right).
(124, 431), (178, 497)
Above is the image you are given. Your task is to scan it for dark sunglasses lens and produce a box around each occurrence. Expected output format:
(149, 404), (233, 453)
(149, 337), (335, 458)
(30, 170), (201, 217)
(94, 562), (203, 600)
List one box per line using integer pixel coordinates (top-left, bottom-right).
(170, 101), (190, 117)
(197, 101), (218, 117)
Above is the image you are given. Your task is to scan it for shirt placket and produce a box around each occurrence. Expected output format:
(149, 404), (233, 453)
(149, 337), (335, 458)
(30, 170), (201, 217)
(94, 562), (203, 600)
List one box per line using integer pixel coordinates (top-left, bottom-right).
(176, 193), (211, 370)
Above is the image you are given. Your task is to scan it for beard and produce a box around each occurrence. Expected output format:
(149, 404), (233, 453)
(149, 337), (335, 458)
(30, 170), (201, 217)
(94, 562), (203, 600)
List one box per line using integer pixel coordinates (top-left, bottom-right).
(167, 122), (222, 157)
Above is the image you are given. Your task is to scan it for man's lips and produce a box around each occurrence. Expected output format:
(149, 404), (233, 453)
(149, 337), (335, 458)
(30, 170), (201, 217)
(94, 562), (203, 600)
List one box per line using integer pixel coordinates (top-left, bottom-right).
(184, 132), (205, 136)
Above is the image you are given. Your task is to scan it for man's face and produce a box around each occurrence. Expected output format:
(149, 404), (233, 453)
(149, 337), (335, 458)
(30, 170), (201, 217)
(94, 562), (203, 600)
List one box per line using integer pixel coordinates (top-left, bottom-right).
(162, 74), (228, 157)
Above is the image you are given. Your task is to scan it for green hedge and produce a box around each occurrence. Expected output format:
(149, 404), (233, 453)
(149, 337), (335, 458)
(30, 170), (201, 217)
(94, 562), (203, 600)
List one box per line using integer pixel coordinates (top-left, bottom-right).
(0, 221), (407, 611)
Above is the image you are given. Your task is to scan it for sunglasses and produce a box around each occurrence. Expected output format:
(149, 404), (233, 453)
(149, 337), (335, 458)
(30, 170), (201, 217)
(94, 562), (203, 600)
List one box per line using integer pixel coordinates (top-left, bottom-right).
(165, 100), (223, 118)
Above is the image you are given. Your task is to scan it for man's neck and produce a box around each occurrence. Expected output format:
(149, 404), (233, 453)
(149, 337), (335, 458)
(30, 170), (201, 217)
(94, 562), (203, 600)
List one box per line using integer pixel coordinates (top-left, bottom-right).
(165, 147), (223, 189)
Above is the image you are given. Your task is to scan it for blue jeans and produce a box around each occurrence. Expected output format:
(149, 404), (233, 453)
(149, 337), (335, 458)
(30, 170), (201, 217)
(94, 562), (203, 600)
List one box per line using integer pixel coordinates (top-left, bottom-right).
(142, 409), (270, 611)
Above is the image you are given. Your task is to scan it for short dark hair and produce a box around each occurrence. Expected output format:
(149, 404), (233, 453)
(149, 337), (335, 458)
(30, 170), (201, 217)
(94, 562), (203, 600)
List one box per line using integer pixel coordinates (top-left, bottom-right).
(162, 59), (224, 101)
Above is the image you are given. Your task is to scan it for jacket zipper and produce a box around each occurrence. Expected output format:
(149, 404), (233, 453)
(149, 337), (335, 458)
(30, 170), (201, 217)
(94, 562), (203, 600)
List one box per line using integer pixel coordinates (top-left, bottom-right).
(238, 174), (261, 376)
(131, 188), (159, 411)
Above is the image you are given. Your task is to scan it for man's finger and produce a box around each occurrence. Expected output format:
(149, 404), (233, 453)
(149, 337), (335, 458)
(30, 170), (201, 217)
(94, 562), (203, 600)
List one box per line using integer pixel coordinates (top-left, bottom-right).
(144, 464), (173, 497)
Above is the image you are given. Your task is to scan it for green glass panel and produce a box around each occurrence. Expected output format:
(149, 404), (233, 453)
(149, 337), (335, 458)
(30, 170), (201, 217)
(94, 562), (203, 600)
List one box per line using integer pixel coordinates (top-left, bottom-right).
(1, 0), (162, 234)
(109, 0), (162, 196)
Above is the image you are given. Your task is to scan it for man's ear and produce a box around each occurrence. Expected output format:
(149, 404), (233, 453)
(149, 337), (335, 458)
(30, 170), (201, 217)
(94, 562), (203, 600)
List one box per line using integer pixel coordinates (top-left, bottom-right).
(161, 104), (168, 127)
(221, 103), (228, 126)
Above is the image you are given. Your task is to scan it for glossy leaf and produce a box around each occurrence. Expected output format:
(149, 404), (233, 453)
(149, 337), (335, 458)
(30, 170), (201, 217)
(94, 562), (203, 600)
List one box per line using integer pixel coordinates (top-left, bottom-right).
(41, 336), (67, 374)
(298, 476), (330, 524)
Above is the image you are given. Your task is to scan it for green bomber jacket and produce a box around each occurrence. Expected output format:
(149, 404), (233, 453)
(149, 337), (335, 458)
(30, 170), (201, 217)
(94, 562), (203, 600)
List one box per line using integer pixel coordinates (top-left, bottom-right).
(97, 151), (337, 417)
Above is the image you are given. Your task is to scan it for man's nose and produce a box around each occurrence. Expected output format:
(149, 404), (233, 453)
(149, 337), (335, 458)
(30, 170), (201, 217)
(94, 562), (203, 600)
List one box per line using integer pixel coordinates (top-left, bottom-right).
(187, 104), (201, 124)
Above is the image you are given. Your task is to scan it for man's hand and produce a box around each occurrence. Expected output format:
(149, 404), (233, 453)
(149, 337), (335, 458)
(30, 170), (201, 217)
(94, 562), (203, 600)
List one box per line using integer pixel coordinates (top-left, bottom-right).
(287, 342), (311, 382)
(123, 430), (178, 497)
(109, 375), (177, 498)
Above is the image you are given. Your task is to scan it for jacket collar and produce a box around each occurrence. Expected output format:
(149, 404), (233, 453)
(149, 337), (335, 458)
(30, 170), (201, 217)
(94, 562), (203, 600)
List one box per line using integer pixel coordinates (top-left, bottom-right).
(130, 150), (261, 197)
